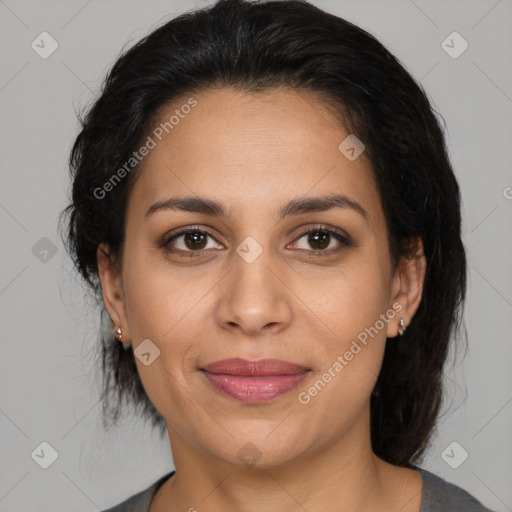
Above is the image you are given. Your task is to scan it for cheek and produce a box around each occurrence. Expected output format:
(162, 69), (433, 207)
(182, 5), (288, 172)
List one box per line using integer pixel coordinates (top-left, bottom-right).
(295, 257), (389, 403)
(303, 255), (391, 340)
(121, 253), (213, 409)
(122, 248), (206, 344)
(122, 285), (202, 440)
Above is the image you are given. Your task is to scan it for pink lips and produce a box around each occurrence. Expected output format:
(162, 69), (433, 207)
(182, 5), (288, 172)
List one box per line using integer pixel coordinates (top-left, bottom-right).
(201, 358), (311, 403)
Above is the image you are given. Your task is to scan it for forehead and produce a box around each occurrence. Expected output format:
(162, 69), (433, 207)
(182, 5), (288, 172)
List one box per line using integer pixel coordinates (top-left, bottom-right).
(127, 87), (382, 227)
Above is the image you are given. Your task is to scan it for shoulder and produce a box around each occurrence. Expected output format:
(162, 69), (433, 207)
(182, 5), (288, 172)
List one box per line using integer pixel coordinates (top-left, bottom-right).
(101, 471), (175, 512)
(415, 466), (497, 512)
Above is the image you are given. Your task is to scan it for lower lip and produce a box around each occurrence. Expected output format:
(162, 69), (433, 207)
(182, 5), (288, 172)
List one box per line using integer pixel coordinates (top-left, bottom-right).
(201, 371), (310, 403)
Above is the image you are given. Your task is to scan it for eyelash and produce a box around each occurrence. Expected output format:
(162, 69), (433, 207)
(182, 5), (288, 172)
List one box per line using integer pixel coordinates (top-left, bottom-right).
(160, 224), (353, 258)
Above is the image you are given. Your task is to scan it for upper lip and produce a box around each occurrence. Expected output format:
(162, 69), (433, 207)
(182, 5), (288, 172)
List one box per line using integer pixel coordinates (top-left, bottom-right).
(201, 358), (310, 376)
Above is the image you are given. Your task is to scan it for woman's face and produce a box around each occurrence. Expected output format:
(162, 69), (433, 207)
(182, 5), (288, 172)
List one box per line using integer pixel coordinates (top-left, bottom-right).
(98, 87), (424, 468)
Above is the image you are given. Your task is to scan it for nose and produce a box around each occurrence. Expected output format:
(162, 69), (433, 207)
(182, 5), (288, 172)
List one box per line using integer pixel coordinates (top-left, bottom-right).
(215, 246), (293, 336)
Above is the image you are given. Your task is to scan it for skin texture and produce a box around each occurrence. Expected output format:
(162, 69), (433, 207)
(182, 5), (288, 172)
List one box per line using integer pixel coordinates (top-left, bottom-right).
(97, 87), (426, 512)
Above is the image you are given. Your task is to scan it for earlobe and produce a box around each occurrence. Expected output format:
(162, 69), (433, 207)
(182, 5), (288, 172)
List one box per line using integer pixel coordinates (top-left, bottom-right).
(387, 238), (427, 338)
(97, 243), (128, 337)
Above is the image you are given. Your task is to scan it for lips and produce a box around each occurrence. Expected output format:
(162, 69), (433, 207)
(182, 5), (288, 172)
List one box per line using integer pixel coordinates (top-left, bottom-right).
(202, 358), (310, 376)
(200, 358), (311, 403)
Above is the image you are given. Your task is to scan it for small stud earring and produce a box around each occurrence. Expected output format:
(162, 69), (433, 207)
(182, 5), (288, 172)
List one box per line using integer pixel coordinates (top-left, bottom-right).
(115, 326), (131, 349)
(398, 318), (407, 336)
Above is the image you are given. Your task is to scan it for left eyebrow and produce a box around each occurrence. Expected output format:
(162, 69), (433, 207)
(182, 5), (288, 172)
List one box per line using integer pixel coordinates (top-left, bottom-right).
(144, 194), (369, 224)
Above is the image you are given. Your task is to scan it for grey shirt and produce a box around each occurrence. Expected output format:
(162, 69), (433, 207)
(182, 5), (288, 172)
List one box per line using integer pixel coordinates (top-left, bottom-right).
(102, 465), (496, 511)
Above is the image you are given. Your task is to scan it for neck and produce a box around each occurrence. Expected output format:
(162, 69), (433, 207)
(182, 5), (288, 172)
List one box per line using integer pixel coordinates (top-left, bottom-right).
(151, 406), (422, 512)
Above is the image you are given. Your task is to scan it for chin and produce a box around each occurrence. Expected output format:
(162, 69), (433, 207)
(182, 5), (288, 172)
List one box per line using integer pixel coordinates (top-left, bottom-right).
(209, 429), (308, 470)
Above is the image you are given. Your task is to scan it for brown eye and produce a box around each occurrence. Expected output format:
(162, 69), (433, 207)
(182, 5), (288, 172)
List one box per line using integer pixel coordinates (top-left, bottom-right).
(181, 231), (208, 250)
(303, 231), (331, 250)
(162, 228), (223, 256)
(291, 225), (352, 254)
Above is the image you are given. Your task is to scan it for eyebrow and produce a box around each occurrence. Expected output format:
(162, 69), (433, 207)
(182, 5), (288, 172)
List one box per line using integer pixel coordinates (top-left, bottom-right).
(144, 194), (369, 223)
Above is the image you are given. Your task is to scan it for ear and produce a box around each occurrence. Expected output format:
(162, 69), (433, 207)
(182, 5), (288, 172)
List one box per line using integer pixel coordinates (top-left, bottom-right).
(386, 237), (427, 338)
(97, 243), (130, 342)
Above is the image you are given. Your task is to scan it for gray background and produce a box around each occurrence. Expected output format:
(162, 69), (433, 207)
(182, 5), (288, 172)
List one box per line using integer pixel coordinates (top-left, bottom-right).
(0, 0), (511, 510)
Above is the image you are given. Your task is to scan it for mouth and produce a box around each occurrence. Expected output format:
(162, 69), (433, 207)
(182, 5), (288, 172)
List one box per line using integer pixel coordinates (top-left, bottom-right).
(200, 358), (311, 403)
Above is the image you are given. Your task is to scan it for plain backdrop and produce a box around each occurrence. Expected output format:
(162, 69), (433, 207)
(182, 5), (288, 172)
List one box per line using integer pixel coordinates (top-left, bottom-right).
(0, 0), (511, 510)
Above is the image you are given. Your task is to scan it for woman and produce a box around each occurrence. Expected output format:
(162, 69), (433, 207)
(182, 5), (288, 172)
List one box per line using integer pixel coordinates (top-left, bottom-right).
(59, 0), (497, 510)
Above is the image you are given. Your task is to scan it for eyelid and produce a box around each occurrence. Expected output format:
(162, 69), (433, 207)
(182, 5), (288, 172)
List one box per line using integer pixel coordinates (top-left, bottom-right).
(159, 224), (221, 256)
(292, 224), (352, 245)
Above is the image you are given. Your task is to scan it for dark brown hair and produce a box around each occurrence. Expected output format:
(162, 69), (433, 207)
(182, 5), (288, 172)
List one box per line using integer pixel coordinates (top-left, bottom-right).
(59, 0), (467, 468)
